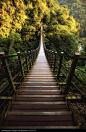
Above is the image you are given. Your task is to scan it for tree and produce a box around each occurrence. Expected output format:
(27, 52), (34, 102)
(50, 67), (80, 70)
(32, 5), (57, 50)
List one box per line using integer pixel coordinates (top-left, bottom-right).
(58, 0), (86, 37)
(0, 0), (80, 56)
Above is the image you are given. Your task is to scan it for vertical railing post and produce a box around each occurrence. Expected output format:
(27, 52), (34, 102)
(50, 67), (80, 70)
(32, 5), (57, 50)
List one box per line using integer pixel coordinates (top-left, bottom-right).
(53, 52), (57, 73)
(25, 51), (29, 73)
(51, 51), (54, 70)
(48, 50), (50, 66)
(57, 52), (64, 79)
(65, 53), (80, 94)
(31, 50), (33, 67)
(34, 50), (36, 61)
(28, 51), (31, 69)
(0, 52), (16, 91)
(17, 52), (24, 78)
(32, 51), (34, 64)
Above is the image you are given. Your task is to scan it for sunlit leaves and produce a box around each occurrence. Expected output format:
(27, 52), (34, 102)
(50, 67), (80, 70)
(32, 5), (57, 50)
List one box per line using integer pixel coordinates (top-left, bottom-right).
(58, 0), (86, 37)
(0, 0), (81, 57)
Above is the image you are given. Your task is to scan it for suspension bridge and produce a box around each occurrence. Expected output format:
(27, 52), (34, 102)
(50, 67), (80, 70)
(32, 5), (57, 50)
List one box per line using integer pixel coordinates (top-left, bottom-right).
(0, 22), (86, 129)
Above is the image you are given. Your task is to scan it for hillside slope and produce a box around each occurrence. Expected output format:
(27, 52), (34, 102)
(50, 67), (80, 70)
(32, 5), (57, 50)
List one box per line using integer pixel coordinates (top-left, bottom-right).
(0, 0), (80, 56)
(58, 0), (86, 37)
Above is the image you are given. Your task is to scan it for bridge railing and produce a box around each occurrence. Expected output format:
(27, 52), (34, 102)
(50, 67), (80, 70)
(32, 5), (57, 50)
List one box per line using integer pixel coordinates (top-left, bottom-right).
(0, 45), (40, 115)
(43, 35), (86, 128)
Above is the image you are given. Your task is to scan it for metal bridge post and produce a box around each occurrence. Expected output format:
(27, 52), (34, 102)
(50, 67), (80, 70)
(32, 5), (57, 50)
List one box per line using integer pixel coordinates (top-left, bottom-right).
(25, 51), (29, 73)
(32, 51), (35, 64)
(53, 52), (57, 73)
(65, 53), (80, 94)
(48, 50), (51, 65)
(34, 50), (36, 60)
(51, 51), (54, 70)
(57, 52), (64, 79)
(28, 51), (31, 69)
(0, 52), (16, 91)
(31, 50), (33, 66)
(17, 52), (24, 78)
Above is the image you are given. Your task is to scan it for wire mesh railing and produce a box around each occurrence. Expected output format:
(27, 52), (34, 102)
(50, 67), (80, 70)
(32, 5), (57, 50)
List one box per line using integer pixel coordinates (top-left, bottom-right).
(0, 45), (40, 116)
(43, 33), (86, 128)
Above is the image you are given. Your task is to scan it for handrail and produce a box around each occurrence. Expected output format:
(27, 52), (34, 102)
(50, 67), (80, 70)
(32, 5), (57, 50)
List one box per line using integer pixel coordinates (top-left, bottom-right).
(43, 34), (86, 96)
(0, 39), (40, 115)
(42, 25), (86, 128)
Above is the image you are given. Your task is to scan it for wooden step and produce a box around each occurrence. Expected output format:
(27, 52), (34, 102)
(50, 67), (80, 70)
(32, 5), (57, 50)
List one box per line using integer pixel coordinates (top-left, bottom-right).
(16, 95), (65, 98)
(19, 89), (61, 92)
(12, 101), (67, 105)
(2, 121), (74, 126)
(26, 77), (55, 78)
(20, 87), (59, 90)
(23, 82), (57, 84)
(0, 126), (80, 129)
(6, 111), (72, 115)
(23, 82), (57, 86)
(27, 75), (54, 77)
(11, 101), (68, 112)
(15, 98), (65, 102)
(21, 86), (59, 88)
(10, 104), (67, 111)
(18, 89), (61, 95)
(10, 109), (68, 112)
(25, 79), (55, 82)
(15, 94), (65, 102)
(5, 115), (73, 121)
(29, 73), (53, 75)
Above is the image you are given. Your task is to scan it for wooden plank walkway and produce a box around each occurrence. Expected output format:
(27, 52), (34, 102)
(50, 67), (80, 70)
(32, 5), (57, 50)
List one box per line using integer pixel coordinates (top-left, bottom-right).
(1, 26), (79, 129)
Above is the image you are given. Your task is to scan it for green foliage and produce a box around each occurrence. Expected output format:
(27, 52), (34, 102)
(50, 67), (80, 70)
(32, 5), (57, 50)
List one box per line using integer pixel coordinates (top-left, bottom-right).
(43, 1), (80, 56)
(0, 0), (41, 55)
(58, 0), (86, 37)
(0, 0), (80, 56)
(0, 32), (22, 55)
(82, 40), (86, 52)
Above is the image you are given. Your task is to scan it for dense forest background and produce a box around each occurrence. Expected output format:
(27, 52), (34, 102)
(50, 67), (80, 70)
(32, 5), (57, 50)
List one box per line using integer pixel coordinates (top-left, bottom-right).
(0, 0), (81, 56)
(58, 0), (86, 37)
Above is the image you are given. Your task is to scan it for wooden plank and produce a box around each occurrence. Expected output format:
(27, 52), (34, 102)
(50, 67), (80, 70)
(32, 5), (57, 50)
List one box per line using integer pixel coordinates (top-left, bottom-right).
(16, 95), (64, 98)
(21, 86), (59, 88)
(26, 79), (56, 81)
(3, 121), (73, 126)
(5, 115), (72, 121)
(23, 83), (57, 86)
(20, 87), (59, 90)
(11, 104), (67, 109)
(0, 126), (80, 129)
(15, 97), (64, 101)
(18, 92), (61, 95)
(27, 76), (55, 79)
(12, 101), (67, 105)
(10, 109), (68, 112)
(6, 111), (72, 116)
(27, 75), (54, 77)
(19, 89), (61, 92)
(18, 89), (61, 95)
(23, 82), (57, 83)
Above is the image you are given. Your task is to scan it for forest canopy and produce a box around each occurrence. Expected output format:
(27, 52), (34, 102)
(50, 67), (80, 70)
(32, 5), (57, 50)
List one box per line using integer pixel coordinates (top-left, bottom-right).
(0, 0), (81, 56)
(58, 0), (86, 37)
